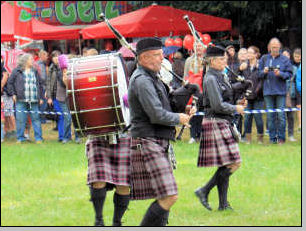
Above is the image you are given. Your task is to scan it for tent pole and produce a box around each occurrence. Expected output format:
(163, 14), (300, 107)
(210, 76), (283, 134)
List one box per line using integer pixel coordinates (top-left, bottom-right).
(78, 38), (81, 55)
(16, 39), (20, 49)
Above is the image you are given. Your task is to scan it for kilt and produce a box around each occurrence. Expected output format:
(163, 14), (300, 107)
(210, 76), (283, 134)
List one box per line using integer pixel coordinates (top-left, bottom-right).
(198, 118), (241, 167)
(130, 137), (177, 200)
(2, 92), (14, 116)
(85, 136), (131, 187)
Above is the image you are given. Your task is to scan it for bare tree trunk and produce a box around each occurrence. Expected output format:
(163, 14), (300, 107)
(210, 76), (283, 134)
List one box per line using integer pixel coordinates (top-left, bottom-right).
(288, 1), (301, 49)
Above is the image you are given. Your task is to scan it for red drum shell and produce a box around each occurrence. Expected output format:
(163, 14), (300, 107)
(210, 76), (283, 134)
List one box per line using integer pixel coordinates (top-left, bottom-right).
(67, 53), (129, 137)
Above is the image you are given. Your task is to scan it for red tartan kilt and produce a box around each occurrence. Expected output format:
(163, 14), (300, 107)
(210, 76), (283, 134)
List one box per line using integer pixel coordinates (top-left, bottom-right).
(198, 118), (241, 167)
(86, 136), (131, 186)
(130, 137), (178, 200)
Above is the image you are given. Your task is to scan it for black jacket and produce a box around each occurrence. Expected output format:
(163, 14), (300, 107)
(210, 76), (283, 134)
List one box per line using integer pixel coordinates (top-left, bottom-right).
(203, 68), (237, 122)
(241, 63), (263, 100)
(7, 66), (44, 101)
(128, 66), (180, 140)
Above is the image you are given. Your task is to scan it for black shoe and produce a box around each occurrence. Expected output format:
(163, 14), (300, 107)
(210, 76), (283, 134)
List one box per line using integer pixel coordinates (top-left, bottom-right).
(94, 219), (104, 226)
(218, 203), (233, 211)
(195, 188), (212, 211)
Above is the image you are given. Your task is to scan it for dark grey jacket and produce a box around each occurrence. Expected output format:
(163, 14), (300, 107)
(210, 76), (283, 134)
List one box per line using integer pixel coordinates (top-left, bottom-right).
(128, 65), (180, 140)
(46, 63), (67, 102)
(7, 66), (44, 101)
(203, 68), (237, 122)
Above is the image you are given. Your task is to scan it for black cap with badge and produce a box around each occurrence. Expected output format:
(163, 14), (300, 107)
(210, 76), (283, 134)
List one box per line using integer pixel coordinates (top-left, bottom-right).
(205, 45), (226, 57)
(136, 38), (163, 55)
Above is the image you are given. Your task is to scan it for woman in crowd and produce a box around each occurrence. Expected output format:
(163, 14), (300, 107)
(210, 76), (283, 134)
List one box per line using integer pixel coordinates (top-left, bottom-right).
(243, 46), (264, 144)
(7, 53), (44, 143)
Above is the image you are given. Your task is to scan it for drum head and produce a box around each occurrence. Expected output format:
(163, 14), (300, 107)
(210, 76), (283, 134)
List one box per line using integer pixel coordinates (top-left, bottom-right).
(116, 55), (130, 126)
(66, 53), (130, 137)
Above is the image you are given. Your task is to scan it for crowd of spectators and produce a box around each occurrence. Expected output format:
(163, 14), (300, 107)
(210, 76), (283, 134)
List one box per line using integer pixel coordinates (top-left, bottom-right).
(0, 37), (302, 145)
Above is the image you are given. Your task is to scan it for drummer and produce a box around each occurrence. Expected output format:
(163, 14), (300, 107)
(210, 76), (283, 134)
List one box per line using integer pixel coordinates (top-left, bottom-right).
(63, 48), (131, 227)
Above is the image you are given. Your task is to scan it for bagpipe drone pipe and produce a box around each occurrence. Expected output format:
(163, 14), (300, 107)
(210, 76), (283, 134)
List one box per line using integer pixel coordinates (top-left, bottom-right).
(99, 13), (202, 114)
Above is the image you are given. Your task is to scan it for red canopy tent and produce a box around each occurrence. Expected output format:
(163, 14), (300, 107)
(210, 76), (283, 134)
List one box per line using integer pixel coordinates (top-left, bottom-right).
(1, 2), (80, 42)
(31, 19), (81, 40)
(82, 4), (231, 39)
(1, 2), (16, 42)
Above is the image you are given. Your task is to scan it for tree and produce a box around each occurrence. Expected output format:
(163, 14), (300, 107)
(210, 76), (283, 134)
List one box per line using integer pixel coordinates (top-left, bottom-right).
(134, 1), (302, 52)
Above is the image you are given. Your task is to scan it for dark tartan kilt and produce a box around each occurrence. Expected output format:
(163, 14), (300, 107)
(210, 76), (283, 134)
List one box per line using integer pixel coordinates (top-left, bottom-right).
(130, 137), (177, 200)
(85, 136), (131, 188)
(198, 118), (241, 167)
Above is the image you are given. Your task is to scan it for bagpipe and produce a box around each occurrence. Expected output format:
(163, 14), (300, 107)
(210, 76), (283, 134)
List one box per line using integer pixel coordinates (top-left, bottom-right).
(183, 15), (253, 105)
(224, 66), (253, 105)
(99, 13), (201, 114)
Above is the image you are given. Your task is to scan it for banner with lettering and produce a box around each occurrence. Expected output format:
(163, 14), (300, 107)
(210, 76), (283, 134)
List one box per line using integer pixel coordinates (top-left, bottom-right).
(14, 1), (33, 46)
(14, 1), (139, 26)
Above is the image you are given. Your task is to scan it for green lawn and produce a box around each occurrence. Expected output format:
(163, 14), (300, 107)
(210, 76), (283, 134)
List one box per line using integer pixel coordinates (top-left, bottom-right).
(1, 123), (301, 226)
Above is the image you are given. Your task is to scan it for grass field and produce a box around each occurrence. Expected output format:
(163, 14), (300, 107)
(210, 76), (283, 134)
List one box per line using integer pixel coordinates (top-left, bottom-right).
(1, 122), (301, 226)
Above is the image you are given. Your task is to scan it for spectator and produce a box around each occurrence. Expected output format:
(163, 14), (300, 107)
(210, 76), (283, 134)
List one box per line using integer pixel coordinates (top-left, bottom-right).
(183, 42), (206, 144)
(170, 51), (185, 90)
(125, 57), (137, 79)
(243, 46), (264, 144)
(258, 38), (292, 144)
(295, 63), (301, 132)
(1, 56), (16, 140)
(293, 48), (301, 133)
(184, 42), (205, 78)
(226, 45), (239, 73)
(87, 48), (98, 56)
(36, 50), (49, 124)
(160, 57), (173, 86)
(47, 51), (80, 144)
(231, 48), (248, 135)
(82, 47), (89, 57)
(7, 53), (44, 143)
(1, 99), (4, 143)
(282, 48), (299, 141)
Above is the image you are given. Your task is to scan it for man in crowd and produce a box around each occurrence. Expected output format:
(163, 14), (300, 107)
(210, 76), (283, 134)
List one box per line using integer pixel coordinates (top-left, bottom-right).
(258, 38), (292, 144)
(36, 50), (49, 124)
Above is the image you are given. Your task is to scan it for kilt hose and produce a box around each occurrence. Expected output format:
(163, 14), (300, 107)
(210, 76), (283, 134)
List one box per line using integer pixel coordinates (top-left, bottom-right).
(198, 118), (241, 167)
(130, 137), (178, 200)
(85, 136), (131, 187)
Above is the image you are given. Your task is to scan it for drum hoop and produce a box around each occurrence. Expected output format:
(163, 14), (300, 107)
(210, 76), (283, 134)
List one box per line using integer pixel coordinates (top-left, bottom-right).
(75, 122), (125, 131)
(110, 56), (124, 130)
(70, 59), (84, 137)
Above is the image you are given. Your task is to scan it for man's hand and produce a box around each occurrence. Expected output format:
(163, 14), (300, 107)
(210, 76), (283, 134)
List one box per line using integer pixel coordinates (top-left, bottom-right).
(12, 95), (17, 104)
(47, 98), (53, 105)
(39, 100), (44, 105)
(236, 105), (246, 115)
(264, 67), (269, 74)
(237, 97), (248, 107)
(240, 62), (248, 71)
(274, 68), (280, 76)
(189, 106), (197, 116)
(179, 113), (191, 127)
(62, 69), (68, 86)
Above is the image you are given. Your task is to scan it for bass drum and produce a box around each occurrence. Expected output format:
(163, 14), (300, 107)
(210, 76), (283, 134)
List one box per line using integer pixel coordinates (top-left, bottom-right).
(66, 53), (130, 137)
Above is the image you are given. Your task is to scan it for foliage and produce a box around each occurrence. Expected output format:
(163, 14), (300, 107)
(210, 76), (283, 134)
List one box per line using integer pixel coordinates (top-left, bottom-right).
(134, 1), (302, 50)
